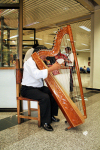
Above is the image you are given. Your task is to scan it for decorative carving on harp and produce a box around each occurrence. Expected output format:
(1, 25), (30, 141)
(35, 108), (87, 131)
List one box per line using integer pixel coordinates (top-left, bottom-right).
(32, 25), (87, 130)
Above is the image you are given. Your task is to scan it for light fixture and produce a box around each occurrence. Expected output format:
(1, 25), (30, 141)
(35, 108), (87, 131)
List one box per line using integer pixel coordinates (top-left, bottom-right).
(36, 38), (42, 40)
(12, 40), (15, 43)
(45, 43), (53, 45)
(63, 7), (69, 11)
(79, 26), (91, 32)
(81, 43), (88, 46)
(53, 31), (57, 33)
(10, 35), (18, 39)
(3, 31), (7, 35)
(30, 37), (42, 40)
(67, 39), (75, 42)
(2, 9), (15, 16)
(25, 22), (39, 27)
(23, 43), (27, 44)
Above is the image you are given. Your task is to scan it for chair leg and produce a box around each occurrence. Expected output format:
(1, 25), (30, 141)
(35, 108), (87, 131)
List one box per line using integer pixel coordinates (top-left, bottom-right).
(28, 101), (31, 116)
(38, 102), (41, 127)
(17, 100), (21, 124)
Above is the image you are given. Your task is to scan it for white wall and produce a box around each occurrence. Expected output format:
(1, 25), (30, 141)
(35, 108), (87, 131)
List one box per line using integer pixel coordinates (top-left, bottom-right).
(77, 52), (90, 69)
(0, 69), (38, 109)
(0, 69), (17, 108)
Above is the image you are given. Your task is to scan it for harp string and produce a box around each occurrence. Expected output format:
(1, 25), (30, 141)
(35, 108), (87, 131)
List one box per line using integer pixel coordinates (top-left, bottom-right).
(72, 67), (84, 115)
(55, 33), (84, 115)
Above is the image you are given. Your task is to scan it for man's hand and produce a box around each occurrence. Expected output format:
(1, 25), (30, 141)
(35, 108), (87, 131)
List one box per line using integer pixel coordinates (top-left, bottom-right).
(48, 62), (61, 73)
(65, 59), (72, 63)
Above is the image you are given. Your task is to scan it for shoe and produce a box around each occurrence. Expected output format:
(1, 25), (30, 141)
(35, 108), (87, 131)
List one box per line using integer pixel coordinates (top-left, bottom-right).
(52, 116), (60, 122)
(42, 123), (53, 131)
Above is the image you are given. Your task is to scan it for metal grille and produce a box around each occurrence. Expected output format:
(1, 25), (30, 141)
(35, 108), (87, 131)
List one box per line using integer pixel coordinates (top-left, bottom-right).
(0, 0), (91, 53)
(23, 0), (90, 29)
(0, 0), (19, 3)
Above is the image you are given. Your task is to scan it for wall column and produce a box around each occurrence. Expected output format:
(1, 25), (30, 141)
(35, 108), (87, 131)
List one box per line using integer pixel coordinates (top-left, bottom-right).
(90, 8), (100, 89)
(90, 14), (94, 88)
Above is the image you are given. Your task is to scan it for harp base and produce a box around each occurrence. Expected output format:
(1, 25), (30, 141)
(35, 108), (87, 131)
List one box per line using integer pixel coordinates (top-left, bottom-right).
(65, 125), (73, 131)
(84, 115), (87, 119)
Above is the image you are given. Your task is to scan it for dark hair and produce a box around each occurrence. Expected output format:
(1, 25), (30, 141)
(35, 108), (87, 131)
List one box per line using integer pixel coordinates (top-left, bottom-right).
(65, 47), (71, 51)
(33, 45), (47, 53)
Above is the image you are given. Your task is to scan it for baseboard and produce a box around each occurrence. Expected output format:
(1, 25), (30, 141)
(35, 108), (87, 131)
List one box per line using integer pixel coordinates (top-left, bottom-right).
(86, 87), (100, 91)
(0, 108), (17, 112)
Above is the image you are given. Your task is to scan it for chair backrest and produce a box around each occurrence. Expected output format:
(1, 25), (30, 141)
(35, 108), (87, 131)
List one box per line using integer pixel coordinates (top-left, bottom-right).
(16, 59), (23, 84)
(16, 68), (23, 84)
(16, 59), (23, 98)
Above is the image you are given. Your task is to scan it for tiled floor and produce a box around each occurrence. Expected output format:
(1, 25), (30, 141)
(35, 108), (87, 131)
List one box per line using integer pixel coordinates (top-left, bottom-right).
(0, 74), (100, 150)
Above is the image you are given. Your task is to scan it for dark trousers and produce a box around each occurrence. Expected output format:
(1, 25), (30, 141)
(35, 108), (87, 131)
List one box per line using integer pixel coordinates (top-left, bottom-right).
(70, 67), (73, 92)
(21, 85), (58, 125)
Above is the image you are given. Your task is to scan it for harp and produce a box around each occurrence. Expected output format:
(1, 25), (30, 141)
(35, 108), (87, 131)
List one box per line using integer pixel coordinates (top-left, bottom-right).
(32, 25), (87, 130)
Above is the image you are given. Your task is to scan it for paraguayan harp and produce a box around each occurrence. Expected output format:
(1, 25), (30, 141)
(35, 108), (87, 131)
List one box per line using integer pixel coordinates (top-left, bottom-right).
(32, 25), (87, 130)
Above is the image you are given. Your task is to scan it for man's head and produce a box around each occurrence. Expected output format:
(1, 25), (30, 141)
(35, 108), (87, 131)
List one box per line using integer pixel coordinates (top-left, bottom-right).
(33, 45), (47, 53)
(24, 45), (47, 62)
(33, 45), (47, 61)
(65, 47), (71, 54)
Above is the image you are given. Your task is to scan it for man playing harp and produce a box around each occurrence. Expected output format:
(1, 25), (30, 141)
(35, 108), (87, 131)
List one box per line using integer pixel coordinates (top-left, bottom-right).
(21, 46), (61, 131)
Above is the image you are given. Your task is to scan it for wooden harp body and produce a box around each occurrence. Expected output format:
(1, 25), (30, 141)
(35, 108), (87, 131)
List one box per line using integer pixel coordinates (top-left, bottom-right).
(32, 25), (87, 129)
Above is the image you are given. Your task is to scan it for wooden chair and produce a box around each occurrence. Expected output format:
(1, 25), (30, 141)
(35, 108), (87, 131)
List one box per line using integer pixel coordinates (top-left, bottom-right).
(16, 59), (41, 127)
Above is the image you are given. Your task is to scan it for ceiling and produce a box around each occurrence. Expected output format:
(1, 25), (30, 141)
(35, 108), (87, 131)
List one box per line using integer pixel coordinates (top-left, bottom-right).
(0, 0), (100, 54)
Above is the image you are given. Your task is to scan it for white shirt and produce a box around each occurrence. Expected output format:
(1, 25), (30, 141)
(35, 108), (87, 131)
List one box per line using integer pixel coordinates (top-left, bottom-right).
(21, 57), (48, 87)
(66, 52), (74, 66)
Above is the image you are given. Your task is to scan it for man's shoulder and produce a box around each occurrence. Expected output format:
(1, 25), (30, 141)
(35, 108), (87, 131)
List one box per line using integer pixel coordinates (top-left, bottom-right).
(71, 53), (74, 57)
(25, 57), (35, 65)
